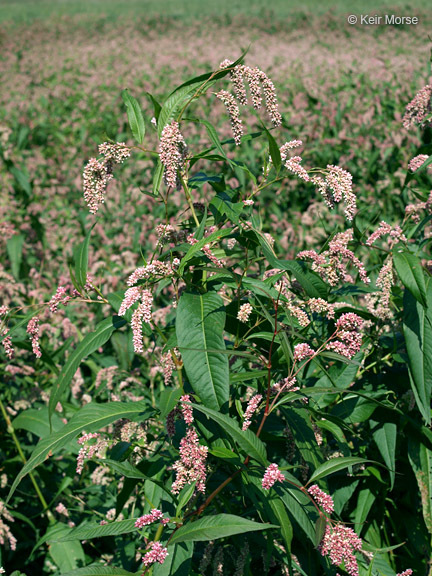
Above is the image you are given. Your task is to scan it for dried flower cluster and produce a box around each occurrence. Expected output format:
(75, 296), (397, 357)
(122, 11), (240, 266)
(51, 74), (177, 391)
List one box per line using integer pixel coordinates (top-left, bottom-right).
(159, 121), (187, 188)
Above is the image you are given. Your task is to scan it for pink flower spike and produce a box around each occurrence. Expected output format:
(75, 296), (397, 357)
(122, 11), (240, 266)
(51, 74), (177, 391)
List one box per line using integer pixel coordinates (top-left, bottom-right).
(307, 484), (334, 514)
(180, 395), (194, 426)
(242, 394), (262, 431)
(135, 509), (164, 528)
(397, 570), (413, 576)
(142, 541), (169, 566)
(293, 343), (315, 362)
(262, 463), (285, 490)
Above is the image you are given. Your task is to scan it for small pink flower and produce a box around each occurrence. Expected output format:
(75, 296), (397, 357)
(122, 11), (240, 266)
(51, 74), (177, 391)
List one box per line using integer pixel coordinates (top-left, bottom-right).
(319, 523), (362, 576)
(242, 394), (262, 431)
(135, 509), (164, 528)
(180, 395), (194, 426)
(142, 541), (169, 566)
(293, 343), (315, 362)
(237, 303), (253, 323)
(397, 570), (413, 576)
(307, 484), (334, 514)
(262, 463), (285, 490)
(26, 316), (42, 359)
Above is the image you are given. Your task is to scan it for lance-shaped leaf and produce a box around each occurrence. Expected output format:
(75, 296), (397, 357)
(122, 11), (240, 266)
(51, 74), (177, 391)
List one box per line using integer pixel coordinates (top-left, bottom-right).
(191, 404), (267, 465)
(8, 402), (154, 501)
(308, 456), (372, 483)
(169, 514), (277, 544)
(48, 316), (126, 419)
(370, 420), (397, 490)
(74, 223), (96, 289)
(62, 568), (135, 576)
(54, 518), (137, 542)
(176, 292), (229, 411)
(403, 284), (432, 424)
(394, 250), (427, 307)
(121, 89), (145, 144)
(408, 438), (432, 534)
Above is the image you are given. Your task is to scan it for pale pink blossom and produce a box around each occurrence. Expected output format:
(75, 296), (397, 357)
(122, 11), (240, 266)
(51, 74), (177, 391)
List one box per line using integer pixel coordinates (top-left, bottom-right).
(216, 90), (243, 146)
(237, 302), (253, 323)
(403, 85), (432, 129)
(319, 523), (362, 576)
(159, 121), (187, 188)
(307, 484), (334, 514)
(262, 463), (285, 490)
(172, 427), (208, 494)
(408, 154), (429, 172)
(135, 509), (164, 528)
(142, 541), (169, 566)
(242, 394), (262, 431)
(293, 343), (315, 362)
(26, 316), (42, 358)
(180, 394), (194, 425)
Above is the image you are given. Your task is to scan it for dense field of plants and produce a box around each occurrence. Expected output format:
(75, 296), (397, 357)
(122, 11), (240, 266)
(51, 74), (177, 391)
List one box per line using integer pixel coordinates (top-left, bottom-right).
(1, 4), (432, 576)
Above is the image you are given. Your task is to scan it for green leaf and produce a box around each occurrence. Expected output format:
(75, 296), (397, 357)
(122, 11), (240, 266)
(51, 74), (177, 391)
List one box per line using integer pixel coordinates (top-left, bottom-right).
(308, 456), (372, 483)
(403, 284), (432, 424)
(255, 231), (328, 299)
(353, 488), (376, 535)
(280, 486), (316, 543)
(191, 404), (267, 465)
(315, 515), (327, 547)
(157, 50), (247, 137)
(102, 459), (147, 479)
(176, 481), (197, 516)
(12, 407), (64, 438)
(178, 228), (232, 274)
(62, 568), (135, 576)
(121, 89), (145, 144)
(152, 159), (164, 196)
(74, 223), (96, 289)
(408, 438), (432, 533)
(55, 518), (137, 542)
(159, 388), (183, 419)
(393, 251), (427, 307)
(370, 420), (396, 490)
(284, 407), (323, 470)
(176, 292), (229, 411)
(6, 233), (24, 279)
(169, 514), (277, 544)
(268, 497), (292, 554)
(48, 316), (126, 419)
(266, 129), (281, 173)
(49, 539), (85, 573)
(7, 401), (153, 501)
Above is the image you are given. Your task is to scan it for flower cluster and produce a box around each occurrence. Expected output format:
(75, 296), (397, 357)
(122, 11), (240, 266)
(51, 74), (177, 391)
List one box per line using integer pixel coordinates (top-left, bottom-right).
(172, 426), (208, 494)
(219, 61), (282, 127)
(0, 500), (17, 551)
(76, 432), (107, 475)
(262, 463), (285, 490)
(403, 84), (432, 129)
(242, 393), (262, 431)
(408, 153), (429, 172)
(159, 121), (187, 188)
(83, 142), (130, 213)
(326, 313), (363, 359)
(26, 316), (42, 358)
(397, 570), (413, 576)
(366, 220), (406, 248)
(142, 541), (169, 567)
(135, 508), (166, 528)
(180, 394), (194, 425)
(293, 343), (315, 362)
(319, 523), (362, 576)
(127, 261), (175, 285)
(119, 287), (153, 353)
(366, 258), (394, 320)
(216, 90), (243, 146)
(307, 484), (334, 514)
(298, 229), (369, 286)
(312, 165), (356, 221)
(237, 302), (253, 323)
(49, 285), (72, 313)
